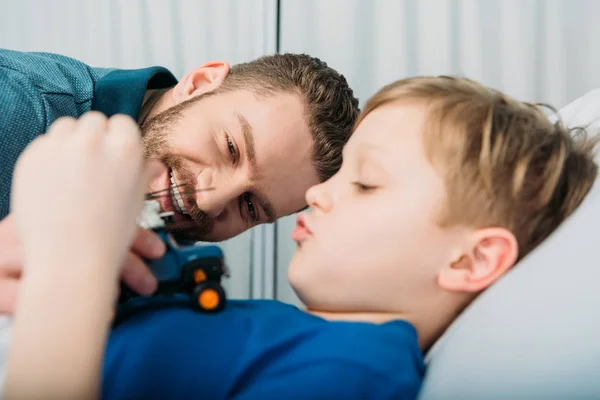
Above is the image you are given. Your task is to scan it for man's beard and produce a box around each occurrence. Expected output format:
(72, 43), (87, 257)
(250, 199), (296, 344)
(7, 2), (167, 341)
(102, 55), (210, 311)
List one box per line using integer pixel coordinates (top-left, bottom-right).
(140, 94), (214, 241)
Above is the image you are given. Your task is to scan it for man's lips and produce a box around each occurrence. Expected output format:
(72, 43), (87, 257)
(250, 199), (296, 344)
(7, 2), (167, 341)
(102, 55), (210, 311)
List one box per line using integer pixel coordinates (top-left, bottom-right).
(156, 168), (191, 223)
(291, 213), (312, 242)
(155, 168), (174, 213)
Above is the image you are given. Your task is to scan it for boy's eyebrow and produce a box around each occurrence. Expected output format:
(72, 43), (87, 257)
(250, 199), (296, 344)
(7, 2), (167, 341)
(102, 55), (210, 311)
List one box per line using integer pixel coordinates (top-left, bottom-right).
(355, 144), (390, 175)
(353, 143), (386, 163)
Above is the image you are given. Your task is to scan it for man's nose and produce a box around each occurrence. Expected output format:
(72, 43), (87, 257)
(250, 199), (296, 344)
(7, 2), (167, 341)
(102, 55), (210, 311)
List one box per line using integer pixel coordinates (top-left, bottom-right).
(196, 173), (246, 220)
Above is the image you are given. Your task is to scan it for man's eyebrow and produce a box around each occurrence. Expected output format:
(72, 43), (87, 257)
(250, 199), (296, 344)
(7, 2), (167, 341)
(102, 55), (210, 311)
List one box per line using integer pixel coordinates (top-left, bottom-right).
(237, 112), (256, 165)
(236, 112), (276, 223)
(256, 193), (276, 223)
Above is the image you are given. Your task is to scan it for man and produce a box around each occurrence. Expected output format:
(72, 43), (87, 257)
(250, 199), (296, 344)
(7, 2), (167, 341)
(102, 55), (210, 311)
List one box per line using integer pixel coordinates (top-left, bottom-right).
(0, 48), (359, 309)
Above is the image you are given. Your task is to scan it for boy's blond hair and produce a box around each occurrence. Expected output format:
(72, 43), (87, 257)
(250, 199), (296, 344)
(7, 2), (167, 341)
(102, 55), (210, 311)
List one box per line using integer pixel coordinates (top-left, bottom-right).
(359, 76), (598, 260)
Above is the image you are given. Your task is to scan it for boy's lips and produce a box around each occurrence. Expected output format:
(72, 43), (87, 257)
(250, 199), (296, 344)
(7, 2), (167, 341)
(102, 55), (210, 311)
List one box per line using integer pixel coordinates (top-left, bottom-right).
(291, 213), (312, 242)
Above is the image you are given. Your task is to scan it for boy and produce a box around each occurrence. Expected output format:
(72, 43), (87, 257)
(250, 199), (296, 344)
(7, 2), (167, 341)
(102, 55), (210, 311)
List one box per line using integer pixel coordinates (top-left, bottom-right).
(5, 77), (598, 399)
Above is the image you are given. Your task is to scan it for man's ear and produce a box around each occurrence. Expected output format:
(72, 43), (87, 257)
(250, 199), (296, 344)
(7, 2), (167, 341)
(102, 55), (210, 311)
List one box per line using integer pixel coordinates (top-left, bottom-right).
(171, 61), (230, 104)
(437, 228), (519, 292)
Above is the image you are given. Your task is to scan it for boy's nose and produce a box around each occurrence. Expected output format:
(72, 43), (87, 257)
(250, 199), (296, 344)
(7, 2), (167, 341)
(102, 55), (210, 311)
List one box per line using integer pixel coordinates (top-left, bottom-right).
(306, 182), (332, 213)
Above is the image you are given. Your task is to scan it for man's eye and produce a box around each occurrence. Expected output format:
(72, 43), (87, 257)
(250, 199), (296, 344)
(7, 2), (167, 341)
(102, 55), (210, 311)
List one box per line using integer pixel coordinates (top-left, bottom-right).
(226, 135), (236, 162)
(243, 193), (258, 222)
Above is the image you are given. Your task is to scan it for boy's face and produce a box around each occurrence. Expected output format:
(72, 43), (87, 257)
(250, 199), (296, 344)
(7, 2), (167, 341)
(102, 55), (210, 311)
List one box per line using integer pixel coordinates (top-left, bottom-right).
(288, 103), (470, 313)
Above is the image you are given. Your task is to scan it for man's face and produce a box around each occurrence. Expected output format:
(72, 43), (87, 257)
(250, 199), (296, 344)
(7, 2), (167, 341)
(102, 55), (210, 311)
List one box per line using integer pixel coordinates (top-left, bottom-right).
(288, 103), (469, 313)
(143, 89), (319, 242)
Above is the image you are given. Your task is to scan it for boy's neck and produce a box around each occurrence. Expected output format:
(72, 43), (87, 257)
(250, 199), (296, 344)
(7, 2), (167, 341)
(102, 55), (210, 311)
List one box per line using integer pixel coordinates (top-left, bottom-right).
(306, 309), (431, 349)
(305, 294), (470, 352)
(306, 309), (406, 325)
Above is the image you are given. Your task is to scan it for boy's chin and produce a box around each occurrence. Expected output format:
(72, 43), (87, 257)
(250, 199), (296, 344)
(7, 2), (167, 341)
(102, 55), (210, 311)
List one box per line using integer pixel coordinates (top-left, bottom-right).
(286, 262), (316, 299)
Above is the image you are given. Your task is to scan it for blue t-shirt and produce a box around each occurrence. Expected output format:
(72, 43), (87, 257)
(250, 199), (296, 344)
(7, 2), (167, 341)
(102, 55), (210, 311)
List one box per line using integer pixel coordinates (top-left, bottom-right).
(102, 300), (424, 400)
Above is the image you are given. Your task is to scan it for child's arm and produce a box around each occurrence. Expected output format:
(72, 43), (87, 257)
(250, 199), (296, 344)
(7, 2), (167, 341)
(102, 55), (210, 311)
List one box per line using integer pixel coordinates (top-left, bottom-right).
(2, 112), (164, 400)
(5, 256), (117, 399)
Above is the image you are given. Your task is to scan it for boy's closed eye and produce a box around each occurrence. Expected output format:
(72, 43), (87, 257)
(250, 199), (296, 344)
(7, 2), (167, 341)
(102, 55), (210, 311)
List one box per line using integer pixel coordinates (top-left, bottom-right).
(352, 158), (387, 194)
(352, 181), (378, 193)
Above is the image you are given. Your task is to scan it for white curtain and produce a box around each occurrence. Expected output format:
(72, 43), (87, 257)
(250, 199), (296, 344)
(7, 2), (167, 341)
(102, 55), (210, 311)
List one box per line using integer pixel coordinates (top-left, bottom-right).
(2, 0), (599, 305)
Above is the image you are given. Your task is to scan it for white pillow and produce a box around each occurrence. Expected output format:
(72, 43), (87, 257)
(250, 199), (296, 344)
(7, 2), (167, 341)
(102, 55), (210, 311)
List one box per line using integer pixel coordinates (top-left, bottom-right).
(419, 90), (600, 400)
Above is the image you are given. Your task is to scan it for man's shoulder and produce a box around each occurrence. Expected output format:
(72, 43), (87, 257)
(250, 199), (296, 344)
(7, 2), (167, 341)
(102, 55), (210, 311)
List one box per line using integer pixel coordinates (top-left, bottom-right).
(0, 48), (113, 100)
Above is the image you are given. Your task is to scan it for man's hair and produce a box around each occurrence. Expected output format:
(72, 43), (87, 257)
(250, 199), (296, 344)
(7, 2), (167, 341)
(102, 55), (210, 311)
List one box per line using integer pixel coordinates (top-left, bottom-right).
(215, 53), (360, 182)
(359, 76), (599, 260)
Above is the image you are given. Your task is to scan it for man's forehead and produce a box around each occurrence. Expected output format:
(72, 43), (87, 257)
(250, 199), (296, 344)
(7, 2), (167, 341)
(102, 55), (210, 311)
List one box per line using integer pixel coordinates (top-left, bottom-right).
(239, 94), (313, 170)
(253, 135), (317, 219)
(258, 152), (318, 216)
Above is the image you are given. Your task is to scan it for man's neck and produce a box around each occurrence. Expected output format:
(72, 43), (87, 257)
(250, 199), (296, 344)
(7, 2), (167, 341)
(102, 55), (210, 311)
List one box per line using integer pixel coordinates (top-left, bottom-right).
(138, 88), (174, 125)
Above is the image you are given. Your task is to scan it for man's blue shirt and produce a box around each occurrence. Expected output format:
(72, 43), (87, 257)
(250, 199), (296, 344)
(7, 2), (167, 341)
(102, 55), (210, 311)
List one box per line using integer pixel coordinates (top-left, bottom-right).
(102, 299), (424, 400)
(0, 48), (177, 218)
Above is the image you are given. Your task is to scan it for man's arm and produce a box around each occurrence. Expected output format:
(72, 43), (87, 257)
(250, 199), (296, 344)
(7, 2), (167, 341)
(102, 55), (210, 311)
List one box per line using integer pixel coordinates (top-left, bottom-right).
(0, 64), (46, 314)
(0, 65), (47, 218)
(0, 49), (115, 218)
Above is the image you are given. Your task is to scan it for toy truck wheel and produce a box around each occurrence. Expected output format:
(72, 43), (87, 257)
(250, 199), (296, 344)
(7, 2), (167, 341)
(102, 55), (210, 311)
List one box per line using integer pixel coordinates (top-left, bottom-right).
(192, 282), (225, 312)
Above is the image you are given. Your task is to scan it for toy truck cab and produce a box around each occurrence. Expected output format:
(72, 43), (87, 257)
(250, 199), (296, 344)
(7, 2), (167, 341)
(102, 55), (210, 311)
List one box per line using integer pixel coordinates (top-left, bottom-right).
(117, 200), (229, 314)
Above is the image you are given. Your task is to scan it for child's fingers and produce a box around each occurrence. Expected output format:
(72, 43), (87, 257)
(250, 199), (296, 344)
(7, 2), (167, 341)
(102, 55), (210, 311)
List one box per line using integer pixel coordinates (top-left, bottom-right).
(120, 252), (158, 296)
(0, 265), (20, 280)
(0, 278), (19, 315)
(130, 226), (166, 260)
(142, 160), (167, 189)
(107, 114), (138, 134)
(45, 116), (76, 139)
(107, 114), (141, 146)
(75, 111), (109, 137)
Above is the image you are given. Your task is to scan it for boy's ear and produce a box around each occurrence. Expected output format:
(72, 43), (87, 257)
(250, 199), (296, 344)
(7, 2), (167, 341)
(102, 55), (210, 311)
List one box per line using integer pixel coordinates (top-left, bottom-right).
(437, 228), (519, 293)
(171, 61), (230, 104)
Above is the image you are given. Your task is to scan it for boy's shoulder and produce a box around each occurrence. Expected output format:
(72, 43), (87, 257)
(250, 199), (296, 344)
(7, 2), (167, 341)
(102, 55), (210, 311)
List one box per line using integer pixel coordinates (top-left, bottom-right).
(232, 300), (425, 399)
(103, 299), (424, 399)
(246, 299), (423, 364)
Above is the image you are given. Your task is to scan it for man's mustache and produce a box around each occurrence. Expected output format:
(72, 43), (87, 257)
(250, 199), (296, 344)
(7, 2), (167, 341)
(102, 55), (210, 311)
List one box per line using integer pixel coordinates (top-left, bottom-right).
(144, 183), (214, 202)
(144, 169), (216, 240)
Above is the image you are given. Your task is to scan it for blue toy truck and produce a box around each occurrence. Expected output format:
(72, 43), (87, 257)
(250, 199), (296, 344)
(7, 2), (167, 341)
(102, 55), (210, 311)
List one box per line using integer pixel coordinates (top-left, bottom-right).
(116, 200), (229, 319)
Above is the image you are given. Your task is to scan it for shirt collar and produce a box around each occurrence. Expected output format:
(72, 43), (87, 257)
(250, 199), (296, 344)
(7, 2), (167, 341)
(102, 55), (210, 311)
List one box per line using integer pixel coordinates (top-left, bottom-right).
(91, 67), (178, 121)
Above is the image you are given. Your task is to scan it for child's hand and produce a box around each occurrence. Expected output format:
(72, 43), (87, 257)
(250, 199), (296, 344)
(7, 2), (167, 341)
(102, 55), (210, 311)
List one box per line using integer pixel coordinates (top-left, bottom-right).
(0, 214), (165, 314)
(10, 112), (164, 277)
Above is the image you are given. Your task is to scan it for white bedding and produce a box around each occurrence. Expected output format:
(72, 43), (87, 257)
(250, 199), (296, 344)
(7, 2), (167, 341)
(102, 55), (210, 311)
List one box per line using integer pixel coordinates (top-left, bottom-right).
(0, 316), (12, 395)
